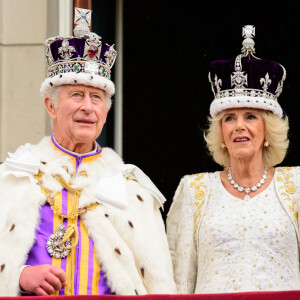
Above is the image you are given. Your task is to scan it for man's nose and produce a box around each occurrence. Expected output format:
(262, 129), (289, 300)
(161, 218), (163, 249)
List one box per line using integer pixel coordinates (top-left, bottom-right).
(81, 95), (93, 112)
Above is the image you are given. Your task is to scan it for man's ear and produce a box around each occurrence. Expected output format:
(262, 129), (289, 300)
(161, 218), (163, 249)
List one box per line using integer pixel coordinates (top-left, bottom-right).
(44, 97), (57, 119)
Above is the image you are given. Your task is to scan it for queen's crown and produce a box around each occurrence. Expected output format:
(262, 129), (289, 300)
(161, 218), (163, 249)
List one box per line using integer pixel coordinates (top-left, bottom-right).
(208, 25), (286, 118)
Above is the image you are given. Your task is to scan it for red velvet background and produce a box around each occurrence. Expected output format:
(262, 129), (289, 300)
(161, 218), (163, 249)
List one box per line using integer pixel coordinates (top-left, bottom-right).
(2, 291), (300, 300)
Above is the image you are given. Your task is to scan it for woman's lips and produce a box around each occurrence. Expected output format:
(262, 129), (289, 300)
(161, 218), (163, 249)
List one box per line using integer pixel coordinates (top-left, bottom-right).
(234, 137), (250, 142)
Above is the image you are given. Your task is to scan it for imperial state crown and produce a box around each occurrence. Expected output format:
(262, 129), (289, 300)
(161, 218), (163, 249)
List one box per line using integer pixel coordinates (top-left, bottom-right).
(40, 7), (117, 98)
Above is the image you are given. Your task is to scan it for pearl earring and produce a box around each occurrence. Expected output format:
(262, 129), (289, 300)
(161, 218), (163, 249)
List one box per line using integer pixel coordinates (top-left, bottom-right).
(264, 141), (269, 147)
(221, 143), (226, 149)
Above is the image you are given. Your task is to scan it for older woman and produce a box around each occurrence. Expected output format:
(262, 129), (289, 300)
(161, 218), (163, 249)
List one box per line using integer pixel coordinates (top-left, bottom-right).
(167, 25), (299, 293)
(0, 8), (176, 296)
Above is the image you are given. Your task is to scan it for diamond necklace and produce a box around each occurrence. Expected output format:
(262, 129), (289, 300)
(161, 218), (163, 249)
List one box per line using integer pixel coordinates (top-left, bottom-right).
(227, 166), (268, 200)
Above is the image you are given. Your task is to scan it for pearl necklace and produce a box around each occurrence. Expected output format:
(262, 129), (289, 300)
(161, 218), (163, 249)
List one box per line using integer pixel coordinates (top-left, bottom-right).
(228, 166), (268, 200)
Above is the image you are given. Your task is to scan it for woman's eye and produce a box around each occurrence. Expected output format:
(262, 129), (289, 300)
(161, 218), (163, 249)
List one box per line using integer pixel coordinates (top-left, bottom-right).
(247, 114), (257, 120)
(224, 116), (233, 122)
(73, 93), (81, 97)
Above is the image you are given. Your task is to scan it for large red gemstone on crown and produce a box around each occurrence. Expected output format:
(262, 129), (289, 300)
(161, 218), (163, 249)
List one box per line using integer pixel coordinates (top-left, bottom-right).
(88, 45), (98, 58)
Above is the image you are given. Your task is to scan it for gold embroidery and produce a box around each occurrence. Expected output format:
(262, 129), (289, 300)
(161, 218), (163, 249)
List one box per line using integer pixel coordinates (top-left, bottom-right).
(34, 167), (99, 295)
(276, 167), (298, 222)
(190, 173), (207, 231)
(286, 185), (296, 194)
(79, 171), (88, 177)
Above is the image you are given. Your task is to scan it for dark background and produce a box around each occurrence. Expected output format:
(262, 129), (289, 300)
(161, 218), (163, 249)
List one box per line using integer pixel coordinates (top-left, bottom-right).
(93, 0), (300, 220)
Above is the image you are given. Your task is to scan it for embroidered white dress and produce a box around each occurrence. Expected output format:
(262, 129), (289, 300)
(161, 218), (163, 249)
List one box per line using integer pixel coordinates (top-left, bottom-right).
(167, 169), (300, 294)
(197, 172), (300, 292)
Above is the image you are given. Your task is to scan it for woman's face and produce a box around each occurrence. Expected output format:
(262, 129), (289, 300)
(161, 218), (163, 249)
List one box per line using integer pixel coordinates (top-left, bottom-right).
(221, 108), (265, 162)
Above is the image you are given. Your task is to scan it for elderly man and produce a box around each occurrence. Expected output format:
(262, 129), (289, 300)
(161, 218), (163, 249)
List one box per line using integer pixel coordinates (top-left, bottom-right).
(0, 8), (176, 296)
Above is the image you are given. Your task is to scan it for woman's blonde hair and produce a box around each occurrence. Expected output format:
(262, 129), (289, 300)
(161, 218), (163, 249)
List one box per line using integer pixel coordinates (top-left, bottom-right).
(204, 110), (289, 167)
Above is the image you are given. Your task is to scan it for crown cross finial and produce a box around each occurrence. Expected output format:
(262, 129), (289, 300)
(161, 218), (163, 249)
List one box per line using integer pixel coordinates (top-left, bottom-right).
(74, 7), (91, 26)
(74, 7), (92, 37)
(241, 25), (257, 58)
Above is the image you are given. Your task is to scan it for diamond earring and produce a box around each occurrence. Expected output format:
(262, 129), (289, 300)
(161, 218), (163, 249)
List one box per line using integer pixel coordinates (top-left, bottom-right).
(264, 141), (269, 147)
(221, 143), (226, 149)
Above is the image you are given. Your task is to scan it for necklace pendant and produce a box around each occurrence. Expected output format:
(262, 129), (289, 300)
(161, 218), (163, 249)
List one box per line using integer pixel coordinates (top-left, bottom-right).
(244, 194), (250, 201)
(244, 187), (251, 194)
(228, 166), (268, 201)
(46, 224), (71, 258)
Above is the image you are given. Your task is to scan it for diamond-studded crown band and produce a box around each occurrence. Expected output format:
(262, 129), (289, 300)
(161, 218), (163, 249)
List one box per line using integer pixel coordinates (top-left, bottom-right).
(47, 61), (111, 80)
(215, 88), (277, 101)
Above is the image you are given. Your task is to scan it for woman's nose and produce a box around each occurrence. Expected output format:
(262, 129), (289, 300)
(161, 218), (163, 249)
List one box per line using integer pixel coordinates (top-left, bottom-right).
(234, 117), (246, 131)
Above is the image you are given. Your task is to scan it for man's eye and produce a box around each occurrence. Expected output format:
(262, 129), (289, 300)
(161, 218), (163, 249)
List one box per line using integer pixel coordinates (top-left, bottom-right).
(73, 93), (80, 97)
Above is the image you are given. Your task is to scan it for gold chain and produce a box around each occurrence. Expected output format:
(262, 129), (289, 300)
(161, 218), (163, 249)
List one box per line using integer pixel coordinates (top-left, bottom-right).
(34, 171), (99, 219)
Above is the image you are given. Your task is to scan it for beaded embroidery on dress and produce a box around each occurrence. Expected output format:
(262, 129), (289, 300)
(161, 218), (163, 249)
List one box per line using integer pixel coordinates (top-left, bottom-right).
(196, 172), (300, 293)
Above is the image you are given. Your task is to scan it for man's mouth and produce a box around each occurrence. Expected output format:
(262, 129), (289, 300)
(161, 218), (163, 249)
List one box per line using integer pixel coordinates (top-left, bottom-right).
(76, 120), (95, 124)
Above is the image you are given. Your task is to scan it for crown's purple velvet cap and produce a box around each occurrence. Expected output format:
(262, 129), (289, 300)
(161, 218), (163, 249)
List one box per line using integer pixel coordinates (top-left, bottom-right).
(50, 38), (111, 62)
(209, 57), (285, 95)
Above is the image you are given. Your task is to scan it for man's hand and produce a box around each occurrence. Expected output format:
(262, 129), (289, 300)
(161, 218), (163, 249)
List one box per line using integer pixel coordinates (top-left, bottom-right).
(19, 265), (67, 296)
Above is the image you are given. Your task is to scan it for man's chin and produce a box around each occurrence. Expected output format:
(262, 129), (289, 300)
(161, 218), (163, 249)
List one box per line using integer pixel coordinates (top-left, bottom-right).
(74, 133), (98, 144)
(71, 127), (102, 144)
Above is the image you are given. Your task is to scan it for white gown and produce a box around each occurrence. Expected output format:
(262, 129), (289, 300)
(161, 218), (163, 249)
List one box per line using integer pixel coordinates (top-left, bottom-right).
(196, 172), (300, 293)
(167, 169), (300, 294)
